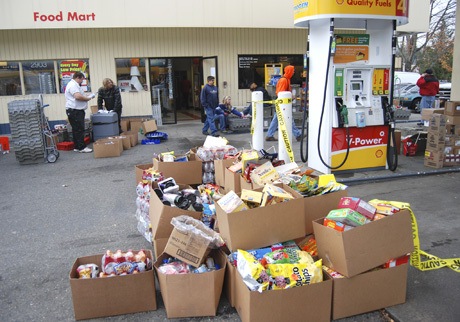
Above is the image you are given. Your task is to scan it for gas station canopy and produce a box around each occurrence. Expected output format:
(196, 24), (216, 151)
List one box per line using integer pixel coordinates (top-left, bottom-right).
(294, 0), (410, 28)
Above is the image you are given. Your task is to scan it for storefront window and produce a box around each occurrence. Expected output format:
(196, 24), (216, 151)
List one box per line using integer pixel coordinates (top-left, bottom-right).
(115, 58), (147, 92)
(237, 55), (304, 90)
(0, 61), (21, 96)
(58, 59), (91, 93)
(22, 60), (56, 94)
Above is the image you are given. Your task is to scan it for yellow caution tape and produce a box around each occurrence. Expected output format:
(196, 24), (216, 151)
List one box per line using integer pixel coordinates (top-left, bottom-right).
(274, 99), (295, 163)
(251, 99), (272, 135)
(371, 199), (460, 273)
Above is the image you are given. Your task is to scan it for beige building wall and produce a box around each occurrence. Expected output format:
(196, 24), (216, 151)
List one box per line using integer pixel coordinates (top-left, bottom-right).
(0, 27), (308, 123)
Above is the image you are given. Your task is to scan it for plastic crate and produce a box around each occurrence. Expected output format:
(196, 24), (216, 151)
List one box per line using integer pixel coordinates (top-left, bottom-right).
(57, 141), (75, 151)
(0, 136), (10, 152)
(228, 116), (251, 131)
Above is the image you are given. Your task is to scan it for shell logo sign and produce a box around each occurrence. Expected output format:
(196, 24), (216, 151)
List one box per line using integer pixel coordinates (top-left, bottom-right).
(294, 0), (409, 26)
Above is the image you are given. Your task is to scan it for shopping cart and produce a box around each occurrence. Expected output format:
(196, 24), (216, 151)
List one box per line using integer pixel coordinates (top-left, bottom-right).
(39, 96), (60, 163)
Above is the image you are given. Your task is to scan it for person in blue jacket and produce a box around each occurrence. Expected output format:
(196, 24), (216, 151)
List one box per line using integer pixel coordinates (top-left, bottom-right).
(200, 76), (220, 137)
(215, 96), (247, 133)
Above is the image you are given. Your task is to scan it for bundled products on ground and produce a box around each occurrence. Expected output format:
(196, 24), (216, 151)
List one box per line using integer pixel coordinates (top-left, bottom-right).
(196, 145), (238, 183)
(75, 249), (152, 279)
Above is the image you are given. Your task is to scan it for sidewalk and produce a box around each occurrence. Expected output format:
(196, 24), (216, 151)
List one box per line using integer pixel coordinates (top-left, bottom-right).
(0, 118), (459, 322)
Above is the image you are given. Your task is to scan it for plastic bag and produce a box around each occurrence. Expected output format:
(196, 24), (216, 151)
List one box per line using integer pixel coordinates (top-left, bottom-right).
(170, 215), (224, 248)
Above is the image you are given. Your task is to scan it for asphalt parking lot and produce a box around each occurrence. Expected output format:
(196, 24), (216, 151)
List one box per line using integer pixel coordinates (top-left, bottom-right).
(0, 118), (459, 321)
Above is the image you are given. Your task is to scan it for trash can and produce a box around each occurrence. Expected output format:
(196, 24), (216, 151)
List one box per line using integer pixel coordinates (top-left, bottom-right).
(91, 111), (119, 141)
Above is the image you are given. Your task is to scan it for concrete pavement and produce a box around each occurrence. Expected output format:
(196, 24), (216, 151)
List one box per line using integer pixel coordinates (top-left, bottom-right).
(0, 118), (459, 321)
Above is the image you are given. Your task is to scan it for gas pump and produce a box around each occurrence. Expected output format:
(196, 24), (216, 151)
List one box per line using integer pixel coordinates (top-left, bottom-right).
(294, 0), (409, 174)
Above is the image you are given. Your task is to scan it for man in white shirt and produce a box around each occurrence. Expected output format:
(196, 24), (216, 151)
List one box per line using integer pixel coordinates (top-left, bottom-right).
(65, 72), (96, 152)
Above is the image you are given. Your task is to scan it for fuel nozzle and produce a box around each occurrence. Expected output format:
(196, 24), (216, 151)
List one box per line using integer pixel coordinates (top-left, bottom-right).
(340, 104), (348, 127)
(336, 101), (348, 127)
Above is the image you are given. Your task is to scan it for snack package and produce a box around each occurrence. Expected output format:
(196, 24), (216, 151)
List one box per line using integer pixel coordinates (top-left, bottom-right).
(267, 258), (323, 290)
(323, 265), (345, 279)
(338, 197), (376, 220)
(237, 250), (270, 293)
(326, 208), (367, 227)
(368, 199), (400, 215)
(260, 249), (290, 267)
(76, 264), (99, 279)
(298, 236), (318, 257)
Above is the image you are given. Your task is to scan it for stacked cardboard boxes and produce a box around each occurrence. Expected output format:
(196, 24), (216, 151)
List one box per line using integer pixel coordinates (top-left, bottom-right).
(443, 101), (460, 165)
(214, 183), (353, 322)
(313, 206), (413, 319)
(424, 114), (447, 168)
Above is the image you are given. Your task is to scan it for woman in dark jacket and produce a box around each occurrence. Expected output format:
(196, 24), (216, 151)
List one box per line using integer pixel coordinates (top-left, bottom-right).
(97, 78), (123, 133)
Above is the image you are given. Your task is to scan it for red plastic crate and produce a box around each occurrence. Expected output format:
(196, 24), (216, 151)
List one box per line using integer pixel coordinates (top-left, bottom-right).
(0, 136), (10, 151)
(57, 141), (75, 151)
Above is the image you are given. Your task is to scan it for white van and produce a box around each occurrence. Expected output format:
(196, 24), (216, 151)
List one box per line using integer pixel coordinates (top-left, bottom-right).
(394, 72), (420, 85)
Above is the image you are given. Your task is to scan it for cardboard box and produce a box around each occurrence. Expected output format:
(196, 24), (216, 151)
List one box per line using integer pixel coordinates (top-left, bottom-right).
(424, 150), (444, 169)
(330, 264), (408, 320)
(153, 154), (203, 185)
(303, 189), (348, 235)
(120, 119), (129, 133)
(142, 119), (158, 134)
(152, 238), (169, 261)
(234, 266), (332, 322)
(214, 158), (236, 187)
(426, 132), (446, 152)
(446, 115), (460, 126)
(222, 250), (238, 308)
(108, 135), (131, 150)
(93, 138), (123, 158)
(312, 209), (413, 277)
(429, 114), (447, 132)
(154, 250), (226, 319)
(121, 131), (139, 147)
(90, 105), (99, 114)
(215, 184), (305, 251)
(148, 184), (202, 240)
(129, 118), (144, 134)
(444, 101), (460, 116)
(69, 250), (157, 320)
(135, 162), (154, 184)
(421, 108), (444, 121)
(164, 216), (217, 266)
(223, 169), (242, 194)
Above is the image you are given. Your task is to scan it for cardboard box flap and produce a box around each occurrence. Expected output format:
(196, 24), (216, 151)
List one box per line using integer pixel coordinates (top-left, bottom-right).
(304, 189), (348, 235)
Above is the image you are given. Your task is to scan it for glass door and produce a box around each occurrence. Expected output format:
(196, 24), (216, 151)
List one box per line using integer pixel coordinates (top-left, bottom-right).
(200, 56), (218, 122)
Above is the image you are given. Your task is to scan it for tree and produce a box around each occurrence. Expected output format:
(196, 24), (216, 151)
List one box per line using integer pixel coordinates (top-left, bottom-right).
(397, 0), (456, 80)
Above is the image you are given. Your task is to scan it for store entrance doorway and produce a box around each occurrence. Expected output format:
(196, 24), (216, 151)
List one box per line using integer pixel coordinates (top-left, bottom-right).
(149, 57), (209, 124)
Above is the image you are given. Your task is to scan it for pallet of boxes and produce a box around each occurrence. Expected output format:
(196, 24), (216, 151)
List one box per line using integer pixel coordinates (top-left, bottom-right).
(424, 101), (460, 168)
(443, 101), (460, 166)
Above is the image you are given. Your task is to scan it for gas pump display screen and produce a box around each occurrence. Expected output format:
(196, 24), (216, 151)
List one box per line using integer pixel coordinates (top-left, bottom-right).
(351, 82), (362, 91)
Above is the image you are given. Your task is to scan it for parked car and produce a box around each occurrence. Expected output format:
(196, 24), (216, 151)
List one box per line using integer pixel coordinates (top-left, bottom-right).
(398, 82), (451, 112)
